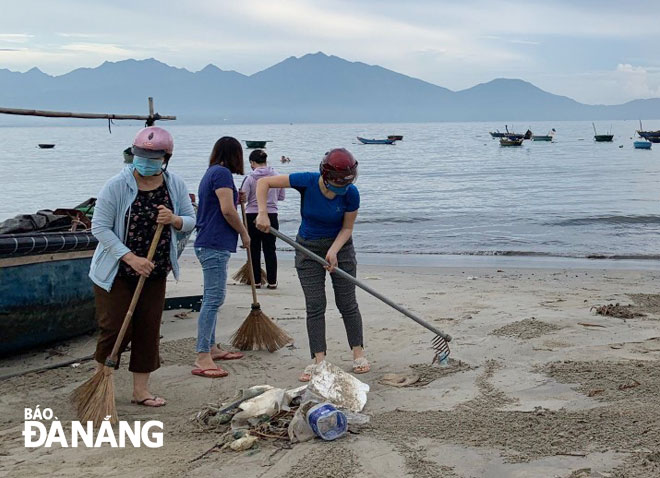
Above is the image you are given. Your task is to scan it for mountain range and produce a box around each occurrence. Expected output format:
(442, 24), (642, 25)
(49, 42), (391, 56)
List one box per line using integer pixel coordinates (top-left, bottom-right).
(1, 52), (659, 124)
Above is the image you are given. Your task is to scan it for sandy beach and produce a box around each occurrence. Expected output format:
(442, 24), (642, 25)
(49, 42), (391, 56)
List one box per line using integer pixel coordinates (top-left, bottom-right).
(1, 255), (659, 478)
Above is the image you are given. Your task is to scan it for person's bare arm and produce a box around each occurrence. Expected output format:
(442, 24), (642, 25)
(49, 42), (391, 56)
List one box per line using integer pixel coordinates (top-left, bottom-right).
(325, 211), (358, 272)
(216, 188), (250, 247)
(255, 175), (291, 232)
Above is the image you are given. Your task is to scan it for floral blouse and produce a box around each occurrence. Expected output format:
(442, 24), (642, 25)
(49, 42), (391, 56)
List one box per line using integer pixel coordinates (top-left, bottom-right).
(118, 183), (172, 278)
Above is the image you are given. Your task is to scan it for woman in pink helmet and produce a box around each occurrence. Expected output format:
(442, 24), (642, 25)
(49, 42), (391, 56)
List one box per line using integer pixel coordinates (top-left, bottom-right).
(88, 126), (196, 407)
(255, 148), (369, 382)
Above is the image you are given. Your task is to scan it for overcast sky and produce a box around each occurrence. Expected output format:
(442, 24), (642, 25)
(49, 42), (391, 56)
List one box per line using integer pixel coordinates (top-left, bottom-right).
(1, 0), (658, 105)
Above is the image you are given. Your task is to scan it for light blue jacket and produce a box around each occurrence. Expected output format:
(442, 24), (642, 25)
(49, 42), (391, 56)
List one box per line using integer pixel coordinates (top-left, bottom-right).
(89, 165), (196, 291)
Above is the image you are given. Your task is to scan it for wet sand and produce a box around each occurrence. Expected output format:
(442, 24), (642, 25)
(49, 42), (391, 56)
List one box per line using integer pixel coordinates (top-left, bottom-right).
(1, 256), (659, 477)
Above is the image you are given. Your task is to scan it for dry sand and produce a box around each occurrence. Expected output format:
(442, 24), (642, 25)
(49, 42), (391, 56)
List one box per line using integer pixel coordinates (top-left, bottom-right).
(1, 256), (660, 477)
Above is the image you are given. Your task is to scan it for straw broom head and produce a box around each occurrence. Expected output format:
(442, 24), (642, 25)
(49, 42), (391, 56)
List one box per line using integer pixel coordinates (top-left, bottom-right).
(232, 262), (267, 284)
(231, 304), (292, 352)
(71, 365), (118, 426)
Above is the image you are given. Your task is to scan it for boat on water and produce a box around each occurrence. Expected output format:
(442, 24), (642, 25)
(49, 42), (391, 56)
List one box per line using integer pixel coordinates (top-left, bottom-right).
(634, 140), (652, 150)
(532, 128), (556, 141)
(357, 136), (395, 145)
(38, 144), (55, 149)
(636, 121), (660, 143)
(387, 135), (403, 141)
(593, 123), (614, 142)
(244, 140), (272, 148)
(489, 130), (506, 138)
(500, 137), (524, 146)
(594, 135), (614, 142)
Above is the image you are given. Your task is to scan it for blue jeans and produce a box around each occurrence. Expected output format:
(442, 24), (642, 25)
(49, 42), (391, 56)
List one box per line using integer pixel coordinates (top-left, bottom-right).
(195, 247), (231, 353)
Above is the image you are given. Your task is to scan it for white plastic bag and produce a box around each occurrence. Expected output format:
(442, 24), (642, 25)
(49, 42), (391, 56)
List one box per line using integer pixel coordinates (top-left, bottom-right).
(305, 361), (369, 412)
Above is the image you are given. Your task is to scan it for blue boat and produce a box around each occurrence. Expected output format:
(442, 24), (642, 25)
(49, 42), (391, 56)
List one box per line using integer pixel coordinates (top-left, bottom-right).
(357, 136), (395, 145)
(0, 232), (98, 356)
(634, 140), (652, 150)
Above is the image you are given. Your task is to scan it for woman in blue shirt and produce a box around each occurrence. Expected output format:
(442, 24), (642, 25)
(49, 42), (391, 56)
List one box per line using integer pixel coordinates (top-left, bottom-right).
(193, 137), (250, 378)
(255, 148), (369, 381)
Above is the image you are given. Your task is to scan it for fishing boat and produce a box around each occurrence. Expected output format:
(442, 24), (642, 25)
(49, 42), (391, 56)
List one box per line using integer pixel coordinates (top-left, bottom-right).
(500, 137), (523, 146)
(489, 130), (506, 138)
(357, 136), (395, 145)
(593, 123), (614, 142)
(38, 143), (55, 149)
(244, 140), (272, 149)
(387, 135), (403, 141)
(636, 121), (660, 143)
(532, 128), (556, 141)
(634, 140), (652, 150)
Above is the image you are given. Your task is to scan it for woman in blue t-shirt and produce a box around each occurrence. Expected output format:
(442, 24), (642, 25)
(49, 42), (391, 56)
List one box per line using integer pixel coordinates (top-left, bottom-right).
(255, 148), (369, 381)
(193, 137), (250, 378)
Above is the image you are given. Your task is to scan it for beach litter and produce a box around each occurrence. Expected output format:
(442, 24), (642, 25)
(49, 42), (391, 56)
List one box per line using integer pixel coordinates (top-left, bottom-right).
(191, 362), (370, 448)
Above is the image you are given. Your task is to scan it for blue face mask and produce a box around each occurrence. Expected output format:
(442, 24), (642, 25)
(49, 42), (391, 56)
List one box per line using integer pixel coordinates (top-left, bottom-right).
(326, 183), (349, 195)
(133, 155), (163, 176)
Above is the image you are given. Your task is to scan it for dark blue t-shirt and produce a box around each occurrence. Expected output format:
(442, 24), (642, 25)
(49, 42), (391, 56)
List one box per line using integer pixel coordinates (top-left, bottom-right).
(289, 172), (359, 240)
(194, 165), (238, 252)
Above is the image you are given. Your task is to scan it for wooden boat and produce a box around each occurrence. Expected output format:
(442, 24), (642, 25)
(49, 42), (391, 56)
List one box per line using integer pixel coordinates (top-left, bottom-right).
(489, 130), (506, 138)
(0, 232), (97, 356)
(532, 128), (556, 141)
(500, 137), (523, 146)
(244, 140), (272, 149)
(634, 140), (652, 150)
(593, 123), (613, 142)
(387, 135), (403, 141)
(357, 136), (395, 145)
(38, 143), (55, 149)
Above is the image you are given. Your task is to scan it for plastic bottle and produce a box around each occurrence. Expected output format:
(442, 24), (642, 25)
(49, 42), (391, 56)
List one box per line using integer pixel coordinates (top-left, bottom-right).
(306, 403), (348, 441)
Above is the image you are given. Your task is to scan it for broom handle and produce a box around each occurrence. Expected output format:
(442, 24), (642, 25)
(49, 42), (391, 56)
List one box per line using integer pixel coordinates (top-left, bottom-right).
(269, 228), (452, 342)
(106, 223), (164, 366)
(240, 202), (259, 305)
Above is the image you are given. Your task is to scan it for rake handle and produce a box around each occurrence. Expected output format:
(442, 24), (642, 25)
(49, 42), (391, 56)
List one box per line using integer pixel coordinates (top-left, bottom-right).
(269, 228), (452, 342)
(240, 202), (259, 305)
(106, 223), (164, 366)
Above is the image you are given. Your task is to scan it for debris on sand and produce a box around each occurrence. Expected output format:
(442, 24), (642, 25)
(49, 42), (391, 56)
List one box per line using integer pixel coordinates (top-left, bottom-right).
(591, 303), (644, 319)
(490, 318), (561, 340)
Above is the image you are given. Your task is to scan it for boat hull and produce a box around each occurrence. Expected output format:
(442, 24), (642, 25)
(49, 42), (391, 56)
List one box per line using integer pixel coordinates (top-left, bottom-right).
(244, 141), (269, 148)
(500, 138), (523, 146)
(357, 136), (395, 145)
(594, 135), (614, 142)
(634, 141), (652, 149)
(0, 251), (95, 356)
(532, 136), (553, 141)
(387, 135), (403, 141)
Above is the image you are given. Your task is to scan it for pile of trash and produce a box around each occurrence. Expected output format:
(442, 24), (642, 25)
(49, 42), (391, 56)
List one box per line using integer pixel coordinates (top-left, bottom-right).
(191, 361), (370, 452)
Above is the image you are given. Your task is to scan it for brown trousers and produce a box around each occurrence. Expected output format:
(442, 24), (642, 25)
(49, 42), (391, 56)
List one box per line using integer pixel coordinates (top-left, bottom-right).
(93, 275), (167, 373)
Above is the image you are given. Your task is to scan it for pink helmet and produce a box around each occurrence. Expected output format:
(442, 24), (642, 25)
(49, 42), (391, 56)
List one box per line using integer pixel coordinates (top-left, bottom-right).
(132, 126), (174, 159)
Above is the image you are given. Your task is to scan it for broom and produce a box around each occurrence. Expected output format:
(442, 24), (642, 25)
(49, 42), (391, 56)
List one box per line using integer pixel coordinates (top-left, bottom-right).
(231, 202), (291, 352)
(72, 224), (164, 426)
(232, 262), (267, 285)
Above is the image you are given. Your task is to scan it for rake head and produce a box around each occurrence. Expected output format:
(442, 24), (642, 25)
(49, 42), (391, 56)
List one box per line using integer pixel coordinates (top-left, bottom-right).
(431, 335), (451, 365)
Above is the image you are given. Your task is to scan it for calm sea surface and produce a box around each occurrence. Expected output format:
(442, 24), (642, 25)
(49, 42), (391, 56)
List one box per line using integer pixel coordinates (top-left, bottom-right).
(1, 120), (659, 260)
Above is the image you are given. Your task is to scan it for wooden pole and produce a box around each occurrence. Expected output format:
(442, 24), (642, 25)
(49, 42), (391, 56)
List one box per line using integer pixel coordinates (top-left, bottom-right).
(0, 106), (175, 121)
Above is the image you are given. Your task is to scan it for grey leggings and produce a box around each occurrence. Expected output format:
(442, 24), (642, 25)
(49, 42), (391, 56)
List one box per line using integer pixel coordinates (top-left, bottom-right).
(295, 235), (364, 358)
